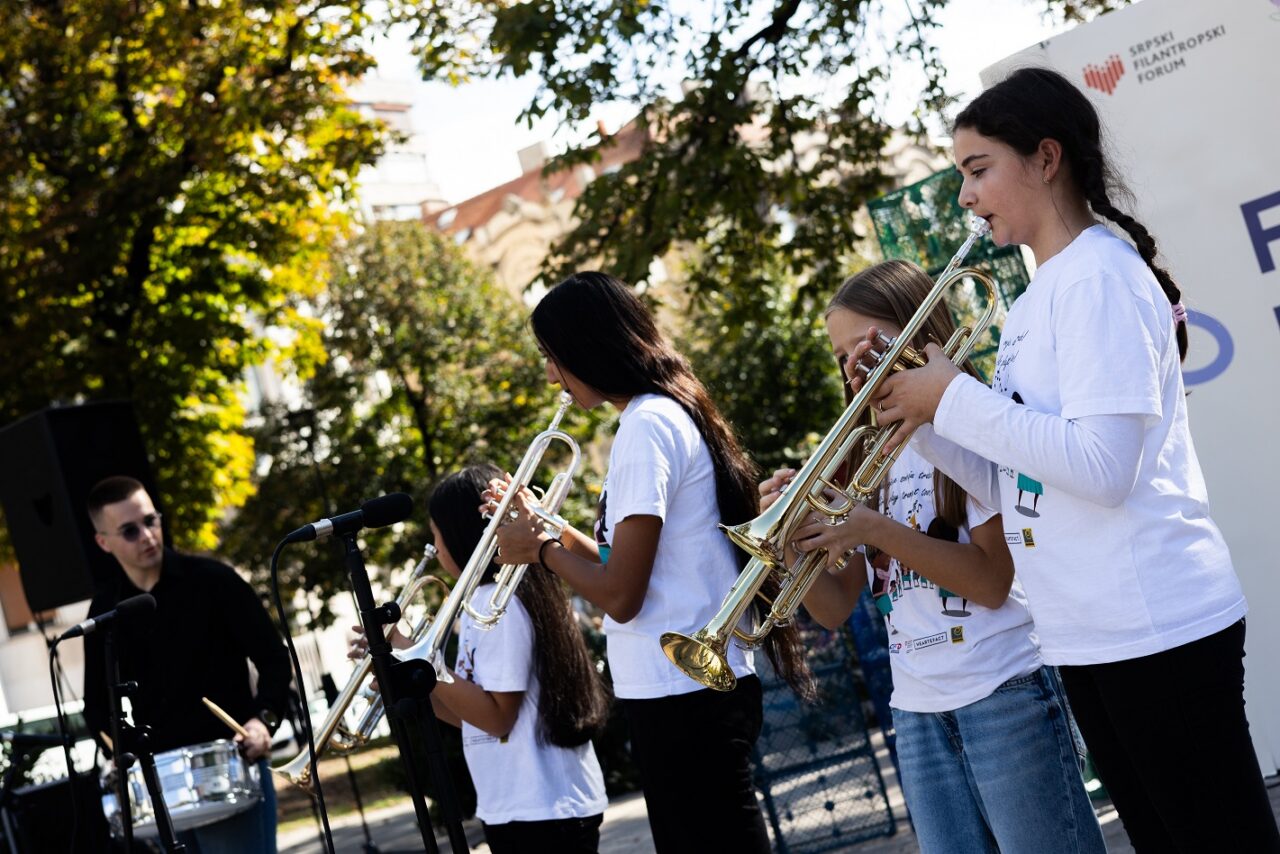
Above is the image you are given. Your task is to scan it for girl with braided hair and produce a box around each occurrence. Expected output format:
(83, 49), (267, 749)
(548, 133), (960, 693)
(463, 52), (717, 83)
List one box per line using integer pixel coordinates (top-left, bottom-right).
(858, 67), (1278, 851)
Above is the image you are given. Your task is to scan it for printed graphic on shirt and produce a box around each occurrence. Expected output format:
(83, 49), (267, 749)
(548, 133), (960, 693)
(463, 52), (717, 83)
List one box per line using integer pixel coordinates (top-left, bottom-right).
(887, 629), (966, 655)
(990, 329), (1031, 494)
(594, 484), (611, 564)
(457, 646), (477, 683)
(927, 517), (971, 618)
(457, 631), (509, 745)
(1008, 392), (1045, 519)
(871, 470), (976, 630)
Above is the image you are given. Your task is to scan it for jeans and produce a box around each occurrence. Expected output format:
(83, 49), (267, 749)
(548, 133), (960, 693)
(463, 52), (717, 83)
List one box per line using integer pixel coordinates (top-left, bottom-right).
(173, 757), (277, 854)
(894, 666), (1105, 854)
(621, 675), (771, 854)
(1059, 619), (1280, 853)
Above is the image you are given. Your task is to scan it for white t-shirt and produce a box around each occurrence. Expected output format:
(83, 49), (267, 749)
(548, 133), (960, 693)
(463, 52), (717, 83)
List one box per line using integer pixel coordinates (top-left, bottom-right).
(454, 584), (608, 824)
(595, 393), (756, 699)
(869, 446), (1041, 713)
(934, 225), (1246, 665)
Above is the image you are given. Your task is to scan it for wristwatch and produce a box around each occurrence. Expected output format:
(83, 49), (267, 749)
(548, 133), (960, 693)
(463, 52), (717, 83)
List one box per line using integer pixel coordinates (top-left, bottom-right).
(257, 708), (281, 736)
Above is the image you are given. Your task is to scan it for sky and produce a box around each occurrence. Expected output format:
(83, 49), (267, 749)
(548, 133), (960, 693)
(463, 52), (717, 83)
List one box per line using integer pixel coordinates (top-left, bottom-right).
(366, 0), (1107, 205)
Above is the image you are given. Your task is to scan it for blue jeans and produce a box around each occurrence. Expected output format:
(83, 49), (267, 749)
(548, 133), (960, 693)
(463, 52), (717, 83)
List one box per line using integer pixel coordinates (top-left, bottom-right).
(894, 667), (1105, 854)
(175, 758), (277, 854)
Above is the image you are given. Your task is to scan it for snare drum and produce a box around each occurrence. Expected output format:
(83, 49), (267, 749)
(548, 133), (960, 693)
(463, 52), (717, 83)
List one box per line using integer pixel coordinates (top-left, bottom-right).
(101, 739), (262, 839)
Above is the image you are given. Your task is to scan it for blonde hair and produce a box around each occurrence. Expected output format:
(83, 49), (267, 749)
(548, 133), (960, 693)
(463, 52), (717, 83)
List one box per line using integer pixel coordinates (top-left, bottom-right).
(826, 260), (979, 529)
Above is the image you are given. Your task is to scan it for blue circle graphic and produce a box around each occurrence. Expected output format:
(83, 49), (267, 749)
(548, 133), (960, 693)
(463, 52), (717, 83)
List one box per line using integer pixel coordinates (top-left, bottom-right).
(1182, 309), (1233, 386)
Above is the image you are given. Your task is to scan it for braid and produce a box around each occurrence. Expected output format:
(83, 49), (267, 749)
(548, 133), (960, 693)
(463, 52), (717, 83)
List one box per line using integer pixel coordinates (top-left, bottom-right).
(1075, 146), (1189, 360)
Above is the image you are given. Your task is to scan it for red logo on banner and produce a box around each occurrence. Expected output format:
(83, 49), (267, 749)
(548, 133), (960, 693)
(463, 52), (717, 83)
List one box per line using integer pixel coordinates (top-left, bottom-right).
(1083, 55), (1126, 95)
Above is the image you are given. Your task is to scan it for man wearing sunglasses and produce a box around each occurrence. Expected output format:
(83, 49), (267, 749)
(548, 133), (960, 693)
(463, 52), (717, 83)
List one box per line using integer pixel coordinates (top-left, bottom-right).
(81, 475), (290, 852)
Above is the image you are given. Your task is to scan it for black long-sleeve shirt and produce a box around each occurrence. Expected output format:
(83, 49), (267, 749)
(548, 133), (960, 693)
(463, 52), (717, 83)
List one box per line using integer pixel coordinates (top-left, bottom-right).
(83, 548), (291, 754)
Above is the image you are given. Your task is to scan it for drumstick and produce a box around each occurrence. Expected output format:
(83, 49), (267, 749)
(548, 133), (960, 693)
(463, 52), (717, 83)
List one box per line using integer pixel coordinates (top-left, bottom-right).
(99, 730), (113, 752)
(202, 696), (251, 739)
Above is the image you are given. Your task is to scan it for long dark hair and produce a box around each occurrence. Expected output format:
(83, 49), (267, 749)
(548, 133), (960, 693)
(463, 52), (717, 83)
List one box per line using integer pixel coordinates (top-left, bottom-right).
(827, 260), (980, 529)
(532, 272), (815, 701)
(429, 464), (611, 747)
(955, 66), (1187, 360)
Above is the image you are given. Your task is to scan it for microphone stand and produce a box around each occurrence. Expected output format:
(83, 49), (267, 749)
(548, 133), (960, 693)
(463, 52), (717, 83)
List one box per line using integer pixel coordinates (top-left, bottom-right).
(342, 533), (469, 853)
(103, 628), (186, 853)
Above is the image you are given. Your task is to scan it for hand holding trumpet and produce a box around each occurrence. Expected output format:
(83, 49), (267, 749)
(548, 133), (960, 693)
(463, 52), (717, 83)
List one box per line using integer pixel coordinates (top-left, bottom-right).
(846, 329), (962, 457)
(485, 476), (555, 566)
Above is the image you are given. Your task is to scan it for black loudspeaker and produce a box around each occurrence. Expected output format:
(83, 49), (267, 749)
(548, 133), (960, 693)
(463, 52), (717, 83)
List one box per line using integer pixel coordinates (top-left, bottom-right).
(0, 402), (157, 612)
(1, 771), (111, 853)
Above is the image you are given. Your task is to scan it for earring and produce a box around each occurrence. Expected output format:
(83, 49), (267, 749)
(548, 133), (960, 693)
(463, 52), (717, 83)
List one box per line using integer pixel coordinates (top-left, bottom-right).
(1043, 176), (1050, 184)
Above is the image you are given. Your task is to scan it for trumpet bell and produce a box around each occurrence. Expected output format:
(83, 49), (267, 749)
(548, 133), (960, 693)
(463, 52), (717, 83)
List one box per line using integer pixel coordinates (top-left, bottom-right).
(659, 630), (738, 692)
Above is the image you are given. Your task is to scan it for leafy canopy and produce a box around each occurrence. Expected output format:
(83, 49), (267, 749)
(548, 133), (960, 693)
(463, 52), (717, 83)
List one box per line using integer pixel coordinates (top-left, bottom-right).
(397, 0), (1128, 298)
(219, 223), (597, 624)
(0, 0), (384, 550)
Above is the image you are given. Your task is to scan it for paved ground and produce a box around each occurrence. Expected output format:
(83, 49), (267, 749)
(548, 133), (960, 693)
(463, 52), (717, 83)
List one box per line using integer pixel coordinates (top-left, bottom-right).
(279, 764), (1280, 853)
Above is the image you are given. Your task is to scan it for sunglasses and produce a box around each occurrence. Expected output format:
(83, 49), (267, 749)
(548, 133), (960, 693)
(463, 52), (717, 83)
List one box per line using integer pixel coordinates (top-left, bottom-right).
(105, 513), (163, 543)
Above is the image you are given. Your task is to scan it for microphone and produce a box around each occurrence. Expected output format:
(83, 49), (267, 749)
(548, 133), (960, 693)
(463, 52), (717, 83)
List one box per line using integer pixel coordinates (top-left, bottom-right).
(56, 593), (156, 643)
(284, 493), (414, 545)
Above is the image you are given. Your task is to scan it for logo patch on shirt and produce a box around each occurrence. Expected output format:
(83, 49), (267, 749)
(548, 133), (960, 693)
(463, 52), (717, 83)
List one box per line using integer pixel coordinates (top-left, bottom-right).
(1021, 528), (1036, 547)
(911, 632), (948, 652)
(1005, 532), (1022, 546)
(950, 626), (965, 644)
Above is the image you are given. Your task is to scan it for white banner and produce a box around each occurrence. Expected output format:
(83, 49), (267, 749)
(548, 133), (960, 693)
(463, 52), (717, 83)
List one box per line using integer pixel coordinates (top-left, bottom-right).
(983, 0), (1280, 774)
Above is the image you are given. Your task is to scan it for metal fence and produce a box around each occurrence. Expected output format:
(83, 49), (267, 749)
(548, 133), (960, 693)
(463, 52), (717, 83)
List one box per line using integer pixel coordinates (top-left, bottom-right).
(753, 618), (896, 853)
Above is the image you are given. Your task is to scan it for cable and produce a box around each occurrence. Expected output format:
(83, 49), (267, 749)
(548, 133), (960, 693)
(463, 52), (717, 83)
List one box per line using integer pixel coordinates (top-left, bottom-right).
(269, 540), (336, 854)
(47, 643), (80, 849)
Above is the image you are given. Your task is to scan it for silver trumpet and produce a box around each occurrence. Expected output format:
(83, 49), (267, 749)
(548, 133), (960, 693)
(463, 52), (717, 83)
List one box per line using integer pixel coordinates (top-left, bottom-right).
(397, 391), (581, 682)
(274, 543), (445, 794)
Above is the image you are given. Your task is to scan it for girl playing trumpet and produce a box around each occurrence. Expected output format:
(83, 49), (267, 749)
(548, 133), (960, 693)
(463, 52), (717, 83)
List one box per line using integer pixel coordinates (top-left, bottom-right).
(859, 67), (1278, 851)
(492, 271), (814, 854)
(767, 260), (1105, 853)
(351, 464), (609, 854)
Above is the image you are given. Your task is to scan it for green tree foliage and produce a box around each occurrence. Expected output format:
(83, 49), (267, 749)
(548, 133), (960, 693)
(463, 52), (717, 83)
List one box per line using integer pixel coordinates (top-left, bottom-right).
(220, 223), (594, 623)
(676, 256), (849, 474)
(398, 0), (1127, 301)
(0, 0), (384, 550)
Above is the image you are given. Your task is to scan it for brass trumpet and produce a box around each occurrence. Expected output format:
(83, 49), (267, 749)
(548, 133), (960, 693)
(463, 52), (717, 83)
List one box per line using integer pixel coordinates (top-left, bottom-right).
(397, 391), (581, 680)
(274, 543), (446, 793)
(661, 217), (998, 691)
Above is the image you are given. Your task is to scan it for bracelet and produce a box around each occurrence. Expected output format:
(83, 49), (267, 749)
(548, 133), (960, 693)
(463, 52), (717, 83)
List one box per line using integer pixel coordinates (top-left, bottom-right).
(537, 536), (564, 567)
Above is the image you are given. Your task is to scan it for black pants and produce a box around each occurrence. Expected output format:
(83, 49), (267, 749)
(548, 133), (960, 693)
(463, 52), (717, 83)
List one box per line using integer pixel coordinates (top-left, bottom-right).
(1059, 619), (1280, 853)
(621, 675), (770, 854)
(481, 813), (603, 853)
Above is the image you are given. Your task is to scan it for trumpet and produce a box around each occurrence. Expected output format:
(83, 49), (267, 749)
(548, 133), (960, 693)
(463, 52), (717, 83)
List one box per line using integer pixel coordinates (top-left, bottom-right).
(661, 216), (998, 691)
(275, 543), (446, 794)
(397, 391), (581, 681)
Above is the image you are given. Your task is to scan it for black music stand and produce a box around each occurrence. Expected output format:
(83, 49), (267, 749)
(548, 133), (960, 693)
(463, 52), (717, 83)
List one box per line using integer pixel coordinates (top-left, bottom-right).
(342, 533), (469, 853)
(102, 628), (186, 853)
